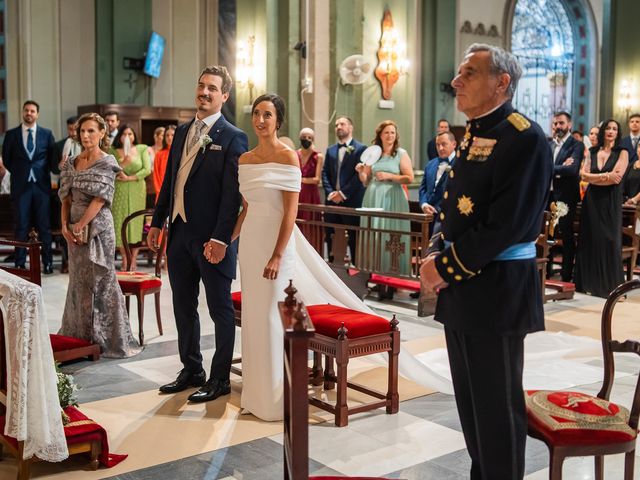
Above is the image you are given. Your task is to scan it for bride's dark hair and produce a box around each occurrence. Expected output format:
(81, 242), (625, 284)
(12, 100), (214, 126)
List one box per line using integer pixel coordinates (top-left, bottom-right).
(252, 93), (286, 130)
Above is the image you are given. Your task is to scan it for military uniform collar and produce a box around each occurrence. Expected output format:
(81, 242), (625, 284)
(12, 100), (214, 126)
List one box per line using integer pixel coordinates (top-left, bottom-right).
(467, 101), (514, 135)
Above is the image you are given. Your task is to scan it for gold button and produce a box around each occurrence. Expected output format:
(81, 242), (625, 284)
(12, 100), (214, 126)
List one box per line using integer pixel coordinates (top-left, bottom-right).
(428, 242), (433, 247)
(444, 191), (448, 199)
(447, 267), (454, 274)
(440, 212), (445, 220)
(442, 256), (448, 264)
(455, 275), (462, 281)
(449, 170), (454, 178)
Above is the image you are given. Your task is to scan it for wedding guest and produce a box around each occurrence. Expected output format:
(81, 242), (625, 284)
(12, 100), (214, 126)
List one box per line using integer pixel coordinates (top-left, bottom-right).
(58, 113), (141, 358)
(322, 116), (366, 264)
(575, 119), (629, 298)
(426, 119), (450, 161)
(296, 127), (323, 241)
(356, 120), (413, 274)
(146, 126), (166, 200)
(624, 141), (640, 206)
(153, 125), (176, 203)
(110, 125), (151, 271)
(104, 110), (120, 145)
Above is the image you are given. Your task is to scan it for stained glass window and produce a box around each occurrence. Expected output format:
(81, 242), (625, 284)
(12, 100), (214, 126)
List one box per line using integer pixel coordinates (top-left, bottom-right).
(511, 0), (574, 133)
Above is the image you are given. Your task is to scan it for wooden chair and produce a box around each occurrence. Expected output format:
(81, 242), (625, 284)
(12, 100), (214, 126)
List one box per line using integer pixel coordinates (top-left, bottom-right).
(0, 235), (99, 363)
(279, 283), (391, 480)
(117, 209), (167, 345)
(525, 278), (640, 479)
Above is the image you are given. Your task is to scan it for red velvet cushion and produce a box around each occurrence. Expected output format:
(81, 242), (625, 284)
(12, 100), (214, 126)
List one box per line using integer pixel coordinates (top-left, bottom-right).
(545, 280), (576, 292)
(370, 273), (420, 292)
(231, 291), (242, 311)
(525, 390), (637, 446)
(117, 271), (162, 293)
(50, 334), (93, 352)
(306, 304), (391, 339)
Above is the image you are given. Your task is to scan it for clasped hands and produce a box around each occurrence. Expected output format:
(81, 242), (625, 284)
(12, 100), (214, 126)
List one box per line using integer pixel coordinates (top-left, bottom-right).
(419, 253), (448, 293)
(63, 223), (84, 245)
(203, 240), (227, 264)
(327, 191), (344, 204)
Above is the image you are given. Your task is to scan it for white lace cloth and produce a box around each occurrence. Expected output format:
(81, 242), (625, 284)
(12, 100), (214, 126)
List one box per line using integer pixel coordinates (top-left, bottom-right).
(0, 270), (68, 461)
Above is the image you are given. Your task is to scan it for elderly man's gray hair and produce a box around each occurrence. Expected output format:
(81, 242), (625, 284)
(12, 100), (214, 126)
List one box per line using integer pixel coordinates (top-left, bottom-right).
(464, 43), (522, 99)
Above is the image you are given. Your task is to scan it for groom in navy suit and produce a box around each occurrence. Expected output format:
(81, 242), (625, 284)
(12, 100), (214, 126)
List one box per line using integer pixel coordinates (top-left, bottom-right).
(2, 100), (56, 272)
(419, 131), (457, 232)
(148, 65), (248, 403)
(322, 116), (366, 264)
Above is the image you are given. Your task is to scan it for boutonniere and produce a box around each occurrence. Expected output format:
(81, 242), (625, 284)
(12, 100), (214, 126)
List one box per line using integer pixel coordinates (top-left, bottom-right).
(444, 164), (452, 173)
(345, 145), (355, 154)
(199, 134), (212, 153)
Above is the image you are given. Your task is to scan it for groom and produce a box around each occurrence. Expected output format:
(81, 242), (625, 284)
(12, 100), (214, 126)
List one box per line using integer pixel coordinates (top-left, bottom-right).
(148, 65), (248, 403)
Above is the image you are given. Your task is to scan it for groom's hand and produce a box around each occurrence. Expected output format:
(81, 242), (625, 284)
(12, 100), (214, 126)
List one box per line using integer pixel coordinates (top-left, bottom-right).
(204, 240), (226, 264)
(147, 227), (162, 252)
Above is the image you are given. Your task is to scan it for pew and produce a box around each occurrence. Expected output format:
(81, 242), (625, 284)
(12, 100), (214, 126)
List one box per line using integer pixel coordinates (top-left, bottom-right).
(622, 204), (640, 281)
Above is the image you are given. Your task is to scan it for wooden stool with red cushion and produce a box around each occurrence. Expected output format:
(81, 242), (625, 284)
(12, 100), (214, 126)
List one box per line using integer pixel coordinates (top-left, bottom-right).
(231, 291), (400, 427)
(525, 279), (640, 479)
(306, 304), (399, 427)
(50, 334), (100, 363)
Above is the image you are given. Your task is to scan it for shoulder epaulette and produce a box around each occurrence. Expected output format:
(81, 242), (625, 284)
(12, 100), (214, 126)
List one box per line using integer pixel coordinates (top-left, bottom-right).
(507, 112), (530, 132)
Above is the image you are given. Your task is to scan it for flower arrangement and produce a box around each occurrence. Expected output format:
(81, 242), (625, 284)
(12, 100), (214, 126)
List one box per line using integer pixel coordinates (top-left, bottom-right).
(199, 134), (212, 153)
(549, 201), (569, 237)
(56, 364), (79, 424)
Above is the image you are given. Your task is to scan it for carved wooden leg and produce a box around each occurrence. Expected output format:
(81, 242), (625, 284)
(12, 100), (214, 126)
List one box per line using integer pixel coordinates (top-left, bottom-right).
(324, 355), (335, 390)
(90, 441), (100, 470)
(137, 294), (145, 346)
(594, 455), (604, 480)
(311, 352), (323, 386)
(0, 441), (3, 459)
(334, 352), (349, 427)
(386, 344), (399, 414)
(549, 449), (564, 480)
(125, 295), (130, 314)
(17, 443), (30, 480)
(154, 291), (163, 335)
(624, 450), (635, 480)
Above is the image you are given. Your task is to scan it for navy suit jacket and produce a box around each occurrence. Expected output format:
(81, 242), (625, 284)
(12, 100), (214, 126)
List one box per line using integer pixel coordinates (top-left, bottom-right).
(2, 125), (55, 197)
(621, 136), (639, 163)
(321, 140), (366, 208)
(151, 115), (248, 279)
(418, 156), (454, 213)
(551, 135), (584, 205)
(426, 138), (438, 162)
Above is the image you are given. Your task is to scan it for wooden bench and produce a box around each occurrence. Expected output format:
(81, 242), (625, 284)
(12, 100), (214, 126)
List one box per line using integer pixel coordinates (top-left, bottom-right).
(280, 284), (390, 480)
(622, 205), (640, 281)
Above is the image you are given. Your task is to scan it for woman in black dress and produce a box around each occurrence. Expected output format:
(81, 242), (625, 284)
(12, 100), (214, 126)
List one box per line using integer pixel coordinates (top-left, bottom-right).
(574, 119), (629, 298)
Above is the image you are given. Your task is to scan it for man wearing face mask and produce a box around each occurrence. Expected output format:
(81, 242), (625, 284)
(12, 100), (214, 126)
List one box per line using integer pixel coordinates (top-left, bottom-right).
(296, 128), (323, 243)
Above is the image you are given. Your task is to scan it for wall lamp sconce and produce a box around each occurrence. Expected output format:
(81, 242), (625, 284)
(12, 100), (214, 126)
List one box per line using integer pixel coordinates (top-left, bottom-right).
(236, 35), (256, 109)
(374, 9), (409, 102)
(618, 78), (637, 121)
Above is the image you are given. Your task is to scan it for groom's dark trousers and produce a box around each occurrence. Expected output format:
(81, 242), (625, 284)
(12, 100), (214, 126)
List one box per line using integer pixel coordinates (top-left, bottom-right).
(152, 115), (248, 380)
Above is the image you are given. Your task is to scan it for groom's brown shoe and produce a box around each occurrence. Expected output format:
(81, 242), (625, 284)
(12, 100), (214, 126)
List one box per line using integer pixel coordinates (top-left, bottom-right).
(159, 369), (206, 394)
(188, 378), (231, 403)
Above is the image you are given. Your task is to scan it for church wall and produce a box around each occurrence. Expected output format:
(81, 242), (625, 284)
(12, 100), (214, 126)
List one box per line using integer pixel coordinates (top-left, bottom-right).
(5, 0), (95, 138)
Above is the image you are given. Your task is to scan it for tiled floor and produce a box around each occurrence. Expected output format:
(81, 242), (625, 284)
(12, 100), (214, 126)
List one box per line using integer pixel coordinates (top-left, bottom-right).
(3, 265), (640, 479)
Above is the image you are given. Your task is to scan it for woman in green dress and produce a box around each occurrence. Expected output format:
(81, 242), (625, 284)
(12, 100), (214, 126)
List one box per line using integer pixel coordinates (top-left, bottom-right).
(355, 120), (414, 275)
(110, 124), (151, 270)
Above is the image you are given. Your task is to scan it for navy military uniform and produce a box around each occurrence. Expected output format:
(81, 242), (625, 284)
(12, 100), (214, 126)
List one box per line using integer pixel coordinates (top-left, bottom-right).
(426, 101), (552, 479)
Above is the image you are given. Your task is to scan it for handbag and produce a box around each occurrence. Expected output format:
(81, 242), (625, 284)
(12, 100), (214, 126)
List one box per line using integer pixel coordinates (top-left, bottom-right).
(69, 223), (90, 243)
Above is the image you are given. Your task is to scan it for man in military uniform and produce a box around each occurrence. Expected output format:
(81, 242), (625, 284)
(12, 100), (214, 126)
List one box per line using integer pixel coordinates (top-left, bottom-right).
(420, 44), (552, 479)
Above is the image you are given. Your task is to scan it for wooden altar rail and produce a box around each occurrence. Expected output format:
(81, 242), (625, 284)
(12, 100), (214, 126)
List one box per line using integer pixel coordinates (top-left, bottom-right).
(296, 204), (433, 315)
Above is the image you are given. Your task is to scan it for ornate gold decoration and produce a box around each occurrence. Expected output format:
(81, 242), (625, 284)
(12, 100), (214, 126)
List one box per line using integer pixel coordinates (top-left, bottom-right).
(457, 195), (474, 216)
(507, 112), (530, 131)
(467, 137), (497, 161)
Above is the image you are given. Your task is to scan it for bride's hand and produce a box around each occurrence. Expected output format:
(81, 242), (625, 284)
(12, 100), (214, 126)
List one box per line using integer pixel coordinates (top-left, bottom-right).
(263, 255), (281, 280)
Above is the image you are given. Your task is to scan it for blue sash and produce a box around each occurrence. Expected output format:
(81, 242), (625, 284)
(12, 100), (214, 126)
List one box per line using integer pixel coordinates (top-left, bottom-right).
(443, 240), (536, 261)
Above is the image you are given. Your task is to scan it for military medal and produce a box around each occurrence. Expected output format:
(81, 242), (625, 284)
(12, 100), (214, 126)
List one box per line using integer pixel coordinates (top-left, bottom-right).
(467, 137), (497, 162)
(457, 195), (474, 216)
(457, 124), (472, 158)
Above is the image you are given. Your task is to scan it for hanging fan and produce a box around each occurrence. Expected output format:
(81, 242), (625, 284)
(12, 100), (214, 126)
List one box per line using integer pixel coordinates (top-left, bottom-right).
(339, 54), (373, 85)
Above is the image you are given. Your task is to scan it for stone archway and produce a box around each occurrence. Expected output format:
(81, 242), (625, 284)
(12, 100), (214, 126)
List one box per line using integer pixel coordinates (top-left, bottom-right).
(504, 0), (598, 134)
